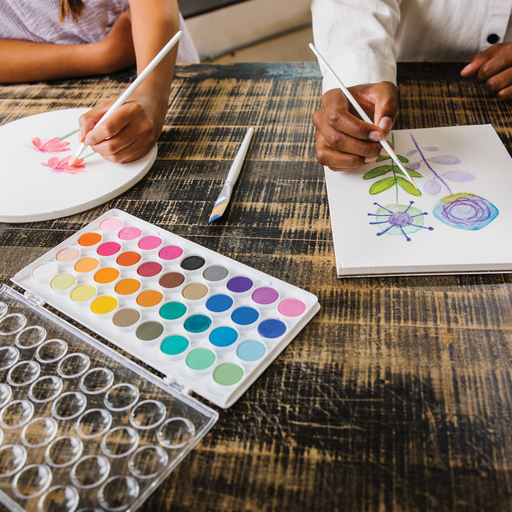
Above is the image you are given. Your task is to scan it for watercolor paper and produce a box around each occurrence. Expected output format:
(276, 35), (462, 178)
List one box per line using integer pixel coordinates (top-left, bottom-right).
(0, 109), (156, 223)
(324, 125), (512, 276)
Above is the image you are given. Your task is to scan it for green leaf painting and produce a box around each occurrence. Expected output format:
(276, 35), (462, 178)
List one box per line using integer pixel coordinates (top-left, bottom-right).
(363, 134), (422, 198)
(368, 176), (422, 196)
(363, 165), (422, 180)
(369, 177), (396, 194)
(397, 177), (421, 196)
(375, 154), (410, 163)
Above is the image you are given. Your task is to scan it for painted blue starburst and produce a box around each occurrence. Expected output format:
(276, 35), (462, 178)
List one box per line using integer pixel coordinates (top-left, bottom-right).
(368, 201), (434, 241)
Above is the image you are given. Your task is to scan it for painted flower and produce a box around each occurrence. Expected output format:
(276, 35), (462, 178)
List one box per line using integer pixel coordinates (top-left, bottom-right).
(41, 156), (86, 174)
(368, 201), (433, 241)
(433, 192), (499, 231)
(30, 137), (70, 153)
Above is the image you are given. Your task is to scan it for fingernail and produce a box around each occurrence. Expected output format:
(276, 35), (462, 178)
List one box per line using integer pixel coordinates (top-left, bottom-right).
(379, 116), (393, 133)
(380, 147), (389, 156)
(364, 157), (378, 164)
(83, 136), (91, 146)
(369, 131), (383, 141)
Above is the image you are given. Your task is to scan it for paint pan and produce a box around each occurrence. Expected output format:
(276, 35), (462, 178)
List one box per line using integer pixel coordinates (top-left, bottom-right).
(12, 209), (320, 409)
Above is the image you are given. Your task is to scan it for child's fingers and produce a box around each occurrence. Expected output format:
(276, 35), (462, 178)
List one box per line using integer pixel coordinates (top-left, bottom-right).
(89, 127), (152, 163)
(85, 102), (156, 162)
(78, 98), (116, 142)
(83, 108), (130, 147)
(91, 138), (146, 163)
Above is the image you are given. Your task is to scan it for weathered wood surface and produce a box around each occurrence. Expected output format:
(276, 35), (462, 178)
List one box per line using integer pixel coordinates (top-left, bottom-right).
(1, 62), (512, 511)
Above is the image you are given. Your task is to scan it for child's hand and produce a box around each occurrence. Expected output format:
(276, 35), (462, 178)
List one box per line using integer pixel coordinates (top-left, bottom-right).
(78, 85), (167, 163)
(96, 8), (136, 74)
(461, 42), (512, 101)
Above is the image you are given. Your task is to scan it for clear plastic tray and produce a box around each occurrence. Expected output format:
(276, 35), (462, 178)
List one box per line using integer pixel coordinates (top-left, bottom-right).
(0, 285), (218, 512)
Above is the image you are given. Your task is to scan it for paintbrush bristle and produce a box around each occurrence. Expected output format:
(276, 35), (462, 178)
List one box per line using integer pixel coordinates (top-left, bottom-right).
(68, 154), (77, 166)
(209, 203), (227, 223)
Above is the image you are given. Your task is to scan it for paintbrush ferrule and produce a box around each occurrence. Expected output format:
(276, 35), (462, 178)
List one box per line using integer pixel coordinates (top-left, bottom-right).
(212, 183), (233, 208)
(208, 183), (234, 223)
(69, 142), (85, 165)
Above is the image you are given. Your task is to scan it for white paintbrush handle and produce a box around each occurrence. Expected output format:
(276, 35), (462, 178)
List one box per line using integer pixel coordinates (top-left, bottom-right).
(309, 44), (372, 123)
(309, 43), (417, 187)
(98, 30), (183, 125)
(225, 127), (255, 186)
(73, 30), (183, 161)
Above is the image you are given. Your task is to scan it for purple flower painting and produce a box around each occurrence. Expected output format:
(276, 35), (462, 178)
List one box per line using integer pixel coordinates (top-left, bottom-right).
(364, 133), (434, 241)
(368, 201), (433, 241)
(409, 134), (498, 230)
(364, 131), (499, 240)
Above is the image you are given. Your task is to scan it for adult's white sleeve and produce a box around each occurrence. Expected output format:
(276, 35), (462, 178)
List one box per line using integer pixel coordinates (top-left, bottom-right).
(311, 0), (401, 93)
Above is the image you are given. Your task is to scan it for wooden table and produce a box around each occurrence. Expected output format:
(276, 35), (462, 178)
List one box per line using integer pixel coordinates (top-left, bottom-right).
(1, 62), (512, 512)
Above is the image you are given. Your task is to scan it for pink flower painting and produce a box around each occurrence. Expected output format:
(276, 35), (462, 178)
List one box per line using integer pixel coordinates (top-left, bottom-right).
(30, 137), (70, 153)
(41, 156), (86, 175)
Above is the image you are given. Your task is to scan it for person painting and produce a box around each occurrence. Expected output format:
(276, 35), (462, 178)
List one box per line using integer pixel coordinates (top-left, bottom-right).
(0, 0), (199, 163)
(311, 0), (512, 170)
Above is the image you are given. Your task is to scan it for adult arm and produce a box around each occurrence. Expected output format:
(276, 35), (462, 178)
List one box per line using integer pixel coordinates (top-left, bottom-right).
(461, 42), (512, 101)
(0, 9), (135, 83)
(79, 0), (180, 163)
(311, 0), (401, 169)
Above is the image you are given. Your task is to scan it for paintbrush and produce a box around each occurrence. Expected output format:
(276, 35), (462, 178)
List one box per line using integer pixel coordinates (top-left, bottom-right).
(309, 43), (419, 191)
(209, 127), (254, 223)
(69, 30), (183, 165)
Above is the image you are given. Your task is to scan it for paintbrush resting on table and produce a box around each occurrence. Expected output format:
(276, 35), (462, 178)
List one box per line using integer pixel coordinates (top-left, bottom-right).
(209, 127), (254, 223)
(69, 30), (183, 165)
(309, 43), (419, 192)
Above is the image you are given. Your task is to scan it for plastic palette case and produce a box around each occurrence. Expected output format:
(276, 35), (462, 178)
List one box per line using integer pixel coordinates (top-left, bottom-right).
(12, 209), (320, 409)
(0, 285), (218, 512)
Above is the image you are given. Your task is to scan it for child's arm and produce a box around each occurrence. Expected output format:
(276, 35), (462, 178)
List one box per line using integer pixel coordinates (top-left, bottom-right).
(0, 10), (136, 83)
(78, 0), (180, 163)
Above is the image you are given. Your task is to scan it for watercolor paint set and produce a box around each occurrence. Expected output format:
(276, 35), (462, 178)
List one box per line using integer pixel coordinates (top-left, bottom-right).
(12, 209), (320, 408)
(0, 209), (319, 511)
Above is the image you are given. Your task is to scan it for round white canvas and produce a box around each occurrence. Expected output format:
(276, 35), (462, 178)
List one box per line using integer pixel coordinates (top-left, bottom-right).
(0, 108), (157, 223)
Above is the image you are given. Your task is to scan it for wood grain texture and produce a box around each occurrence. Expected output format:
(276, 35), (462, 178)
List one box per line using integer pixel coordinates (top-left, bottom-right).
(1, 62), (512, 511)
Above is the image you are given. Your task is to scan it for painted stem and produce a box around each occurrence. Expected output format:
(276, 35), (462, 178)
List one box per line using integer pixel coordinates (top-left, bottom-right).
(391, 133), (399, 204)
(60, 128), (80, 141)
(410, 134), (452, 195)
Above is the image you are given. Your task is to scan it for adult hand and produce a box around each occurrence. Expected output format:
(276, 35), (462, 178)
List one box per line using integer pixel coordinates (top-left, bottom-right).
(312, 81), (399, 170)
(461, 42), (512, 101)
(78, 84), (167, 163)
